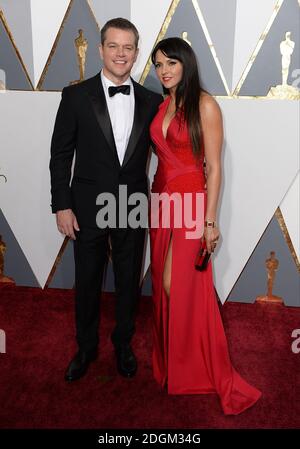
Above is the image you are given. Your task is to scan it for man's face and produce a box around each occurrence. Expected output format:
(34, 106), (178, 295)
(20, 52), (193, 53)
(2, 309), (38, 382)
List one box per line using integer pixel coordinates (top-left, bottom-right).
(99, 27), (139, 85)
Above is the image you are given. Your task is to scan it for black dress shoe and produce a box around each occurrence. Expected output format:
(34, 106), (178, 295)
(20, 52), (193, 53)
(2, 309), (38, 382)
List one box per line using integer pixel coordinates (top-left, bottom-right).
(114, 343), (137, 378)
(64, 349), (97, 382)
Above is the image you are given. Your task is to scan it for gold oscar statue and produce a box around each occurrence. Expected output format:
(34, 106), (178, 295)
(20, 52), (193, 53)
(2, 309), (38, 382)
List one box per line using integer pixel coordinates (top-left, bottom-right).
(256, 251), (283, 304)
(267, 32), (300, 99)
(0, 235), (14, 284)
(69, 29), (88, 86)
(181, 31), (192, 46)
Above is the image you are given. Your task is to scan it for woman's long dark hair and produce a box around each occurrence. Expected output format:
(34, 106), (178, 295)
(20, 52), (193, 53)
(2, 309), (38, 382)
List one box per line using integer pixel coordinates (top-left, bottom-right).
(151, 37), (206, 159)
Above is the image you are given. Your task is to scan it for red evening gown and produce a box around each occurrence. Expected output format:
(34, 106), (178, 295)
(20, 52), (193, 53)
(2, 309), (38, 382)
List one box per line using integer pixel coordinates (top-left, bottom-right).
(149, 96), (261, 415)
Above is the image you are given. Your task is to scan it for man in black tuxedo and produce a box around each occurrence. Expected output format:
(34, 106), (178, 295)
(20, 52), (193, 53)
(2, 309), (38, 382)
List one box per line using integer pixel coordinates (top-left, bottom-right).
(50, 18), (162, 381)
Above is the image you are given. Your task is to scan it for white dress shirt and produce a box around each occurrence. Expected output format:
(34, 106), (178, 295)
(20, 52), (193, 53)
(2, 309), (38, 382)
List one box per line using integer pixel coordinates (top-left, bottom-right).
(101, 71), (135, 165)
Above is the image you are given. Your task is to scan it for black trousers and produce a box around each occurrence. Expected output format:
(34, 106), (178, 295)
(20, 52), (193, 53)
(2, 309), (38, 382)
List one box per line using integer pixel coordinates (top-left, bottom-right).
(73, 226), (146, 353)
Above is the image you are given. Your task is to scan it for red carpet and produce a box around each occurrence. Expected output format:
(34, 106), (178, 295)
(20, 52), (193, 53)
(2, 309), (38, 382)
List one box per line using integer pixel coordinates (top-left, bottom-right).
(0, 284), (299, 429)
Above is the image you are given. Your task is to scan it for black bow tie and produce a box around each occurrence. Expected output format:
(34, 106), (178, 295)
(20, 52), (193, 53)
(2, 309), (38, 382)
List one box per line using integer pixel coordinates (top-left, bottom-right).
(108, 85), (130, 97)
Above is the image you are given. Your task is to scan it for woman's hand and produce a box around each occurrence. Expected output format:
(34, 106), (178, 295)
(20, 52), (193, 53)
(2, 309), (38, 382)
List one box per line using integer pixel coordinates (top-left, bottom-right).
(204, 226), (220, 254)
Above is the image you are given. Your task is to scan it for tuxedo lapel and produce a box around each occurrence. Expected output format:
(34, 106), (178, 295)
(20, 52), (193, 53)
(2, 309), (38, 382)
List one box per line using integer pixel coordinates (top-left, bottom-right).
(122, 80), (149, 168)
(86, 74), (120, 167)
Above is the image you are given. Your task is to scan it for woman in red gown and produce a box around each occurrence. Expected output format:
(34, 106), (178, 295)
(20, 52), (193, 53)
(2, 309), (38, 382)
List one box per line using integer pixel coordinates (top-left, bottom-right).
(149, 38), (261, 415)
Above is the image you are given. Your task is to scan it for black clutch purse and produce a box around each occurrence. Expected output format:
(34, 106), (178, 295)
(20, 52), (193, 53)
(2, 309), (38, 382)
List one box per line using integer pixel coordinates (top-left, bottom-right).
(195, 238), (211, 271)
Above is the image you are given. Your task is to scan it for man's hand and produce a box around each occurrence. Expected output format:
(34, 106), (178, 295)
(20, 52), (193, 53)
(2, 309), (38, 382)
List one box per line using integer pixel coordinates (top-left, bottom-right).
(56, 209), (80, 240)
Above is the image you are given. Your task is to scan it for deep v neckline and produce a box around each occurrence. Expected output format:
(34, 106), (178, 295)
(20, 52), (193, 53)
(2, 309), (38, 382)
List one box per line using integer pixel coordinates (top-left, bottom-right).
(161, 96), (176, 141)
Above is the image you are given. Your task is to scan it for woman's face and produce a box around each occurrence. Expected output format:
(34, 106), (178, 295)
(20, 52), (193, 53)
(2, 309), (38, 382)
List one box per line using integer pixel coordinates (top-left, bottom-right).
(154, 49), (183, 92)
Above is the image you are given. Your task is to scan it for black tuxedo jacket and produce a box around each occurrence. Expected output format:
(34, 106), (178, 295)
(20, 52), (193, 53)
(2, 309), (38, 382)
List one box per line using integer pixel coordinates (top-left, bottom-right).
(50, 72), (162, 226)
